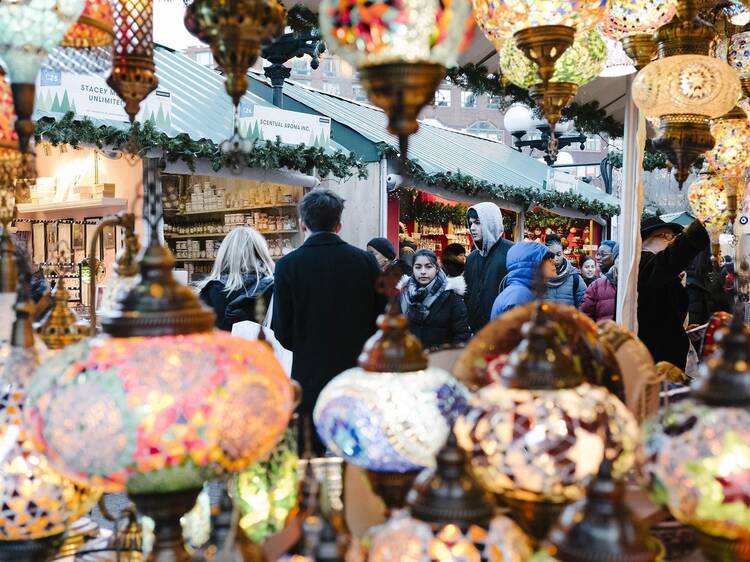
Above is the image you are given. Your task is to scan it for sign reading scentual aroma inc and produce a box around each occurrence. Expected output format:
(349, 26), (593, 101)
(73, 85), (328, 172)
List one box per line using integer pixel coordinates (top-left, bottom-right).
(238, 101), (331, 148)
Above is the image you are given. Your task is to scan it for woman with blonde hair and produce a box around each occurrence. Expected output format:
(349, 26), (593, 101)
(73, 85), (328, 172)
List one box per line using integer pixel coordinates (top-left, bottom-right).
(197, 226), (275, 331)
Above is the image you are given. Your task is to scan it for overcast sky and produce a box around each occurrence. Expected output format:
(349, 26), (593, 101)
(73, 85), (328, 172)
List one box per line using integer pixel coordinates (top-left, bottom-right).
(154, 1), (203, 50)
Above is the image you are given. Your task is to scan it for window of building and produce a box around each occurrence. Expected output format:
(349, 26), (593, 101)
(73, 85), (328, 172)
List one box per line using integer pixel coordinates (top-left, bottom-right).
(196, 51), (213, 66)
(487, 95), (501, 109)
(461, 91), (478, 108)
(352, 84), (368, 102)
(322, 58), (338, 78)
(465, 120), (503, 141)
(322, 82), (341, 95)
(292, 57), (311, 76)
(434, 89), (452, 107)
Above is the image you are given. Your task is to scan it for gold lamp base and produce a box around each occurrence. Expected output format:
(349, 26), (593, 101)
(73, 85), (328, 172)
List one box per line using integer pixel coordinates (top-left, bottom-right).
(504, 496), (568, 546)
(742, 77), (750, 100)
(528, 81), (578, 131)
(358, 61), (446, 162)
(697, 529), (750, 562)
(652, 114), (714, 189)
(107, 55), (158, 123)
(514, 25), (575, 85)
(621, 34), (656, 71)
(365, 469), (421, 515)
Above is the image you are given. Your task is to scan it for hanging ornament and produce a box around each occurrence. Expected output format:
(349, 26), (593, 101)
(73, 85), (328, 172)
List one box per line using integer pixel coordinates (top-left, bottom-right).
(107, 0), (157, 122)
(319, 0), (474, 161)
(688, 173), (732, 259)
(602, 0), (677, 69)
(62, 0), (114, 48)
(500, 29), (607, 130)
(185, 0), (285, 108)
(729, 30), (750, 98)
(632, 0), (742, 188)
(0, 0), (86, 152)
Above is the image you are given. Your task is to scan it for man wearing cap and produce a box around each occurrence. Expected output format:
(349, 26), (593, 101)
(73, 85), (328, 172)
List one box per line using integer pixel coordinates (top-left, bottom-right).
(638, 217), (709, 370)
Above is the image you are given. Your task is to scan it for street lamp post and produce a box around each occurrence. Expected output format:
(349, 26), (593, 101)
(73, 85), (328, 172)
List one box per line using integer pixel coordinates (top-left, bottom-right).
(262, 30), (325, 108)
(504, 104), (587, 165)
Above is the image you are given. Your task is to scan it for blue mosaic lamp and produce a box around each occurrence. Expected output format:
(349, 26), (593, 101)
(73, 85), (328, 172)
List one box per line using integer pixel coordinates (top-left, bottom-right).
(314, 267), (468, 511)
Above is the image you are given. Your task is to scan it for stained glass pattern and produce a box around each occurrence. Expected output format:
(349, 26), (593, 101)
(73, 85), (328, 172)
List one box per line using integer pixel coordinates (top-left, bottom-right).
(707, 117), (750, 182)
(728, 32), (750, 79)
(601, 0), (676, 40)
(688, 174), (733, 237)
(61, 0), (114, 48)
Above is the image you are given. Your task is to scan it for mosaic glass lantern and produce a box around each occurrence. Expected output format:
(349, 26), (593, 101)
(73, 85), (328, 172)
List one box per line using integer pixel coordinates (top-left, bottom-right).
(706, 106), (750, 220)
(0, 0), (86, 152)
(728, 31), (750, 98)
(319, 0), (474, 159)
(454, 303), (638, 543)
(602, 0), (676, 68)
(61, 0), (114, 48)
(688, 173), (732, 257)
(651, 316), (750, 561)
(0, 74), (19, 163)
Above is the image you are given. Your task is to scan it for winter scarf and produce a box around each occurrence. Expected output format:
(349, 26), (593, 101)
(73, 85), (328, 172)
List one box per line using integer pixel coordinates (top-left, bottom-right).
(401, 270), (448, 322)
(548, 258), (576, 288)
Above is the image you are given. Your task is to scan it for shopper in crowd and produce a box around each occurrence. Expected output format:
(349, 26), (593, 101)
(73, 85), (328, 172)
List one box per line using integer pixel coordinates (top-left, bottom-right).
(580, 255), (598, 287)
(366, 237), (396, 271)
(581, 259), (618, 322)
(491, 242), (556, 319)
(638, 217), (709, 370)
(399, 238), (417, 276)
(197, 226), (274, 331)
(442, 243), (467, 278)
(596, 240), (618, 275)
(544, 234), (586, 308)
(273, 189), (382, 455)
(465, 202), (513, 332)
(723, 256), (736, 298)
(685, 248), (729, 326)
(400, 249), (471, 349)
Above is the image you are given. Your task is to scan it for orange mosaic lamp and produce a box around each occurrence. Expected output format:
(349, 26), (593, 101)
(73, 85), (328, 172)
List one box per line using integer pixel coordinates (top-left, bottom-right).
(61, 0), (114, 48)
(0, 73), (19, 163)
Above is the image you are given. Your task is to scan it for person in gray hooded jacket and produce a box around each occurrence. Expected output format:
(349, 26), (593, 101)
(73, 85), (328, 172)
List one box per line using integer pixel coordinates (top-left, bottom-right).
(464, 202), (513, 332)
(544, 234), (586, 308)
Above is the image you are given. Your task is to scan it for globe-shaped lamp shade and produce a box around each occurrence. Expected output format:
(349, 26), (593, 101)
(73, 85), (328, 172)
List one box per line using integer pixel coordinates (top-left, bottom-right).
(369, 512), (532, 562)
(318, 0), (474, 69)
(631, 56), (741, 120)
(0, 74), (18, 156)
(600, 37), (636, 78)
(314, 368), (468, 472)
(25, 334), (295, 493)
(0, 0), (86, 83)
(454, 383), (638, 503)
(688, 174), (732, 234)
(728, 32), (750, 80)
(500, 29), (607, 89)
(472, 0), (609, 42)
(601, 0), (676, 40)
(61, 0), (114, 48)
(503, 104), (534, 134)
(707, 116), (750, 182)
(655, 405), (750, 540)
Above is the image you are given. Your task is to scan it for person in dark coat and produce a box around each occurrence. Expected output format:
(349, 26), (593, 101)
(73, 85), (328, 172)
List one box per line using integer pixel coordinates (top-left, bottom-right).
(685, 248), (730, 326)
(441, 243), (467, 278)
(464, 202), (513, 332)
(491, 242), (556, 319)
(272, 189), (382, 455)
(366, 237), (396, 270)
(581, 261), (617, 322)
(197, 226), (275, 331)
(399, 249), (471, 349)
(638, 217), (709, 369)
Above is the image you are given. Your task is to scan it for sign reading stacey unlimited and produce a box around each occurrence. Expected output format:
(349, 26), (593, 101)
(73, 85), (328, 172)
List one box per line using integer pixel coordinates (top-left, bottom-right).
(238, 101), (331, 148)
(36, 69), (171, 127)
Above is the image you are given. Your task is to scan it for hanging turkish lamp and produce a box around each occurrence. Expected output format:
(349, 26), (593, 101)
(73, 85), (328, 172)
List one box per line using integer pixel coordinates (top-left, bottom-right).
(24, 162), (295, 562)
(61, 0), (114, 48)
(184, 0), (285, 108)
(107, 0), (157, 122)
(547, 458), (663, 562)
(602, 0), (677, 69)
(500, 29), (607, 131)
(0, 0), (86, 152)
(648, 313), (750, 562)
(631, 0), (742, 188)
(0, 181), (17, 375)
(688, 172), (732, 261)
(319, 0), (474, 161)
(314, 266), (469, 512)
(729, 30), (750, 98)
(454, 303), (639, 545)
(0, 72), (19, 167)
(36, 281), (87, 350)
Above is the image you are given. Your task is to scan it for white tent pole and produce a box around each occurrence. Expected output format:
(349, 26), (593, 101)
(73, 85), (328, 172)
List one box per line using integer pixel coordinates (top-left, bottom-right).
(616, 75), (646, 331)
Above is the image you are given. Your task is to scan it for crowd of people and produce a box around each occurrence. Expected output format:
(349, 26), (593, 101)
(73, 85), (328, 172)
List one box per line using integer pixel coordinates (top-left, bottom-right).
(195, 189), (731, 453)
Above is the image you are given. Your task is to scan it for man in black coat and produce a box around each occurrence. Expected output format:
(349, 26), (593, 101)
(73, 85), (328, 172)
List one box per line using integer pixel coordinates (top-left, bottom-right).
(464, 202), (513, 333)
(638, 217), (709, 370)
(272, 189), (382, 455)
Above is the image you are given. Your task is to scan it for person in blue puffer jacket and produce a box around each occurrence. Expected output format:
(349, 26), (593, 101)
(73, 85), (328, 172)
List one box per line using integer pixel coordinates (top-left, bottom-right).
(491, 242), (556, 319)
(544, 234), (586, 308)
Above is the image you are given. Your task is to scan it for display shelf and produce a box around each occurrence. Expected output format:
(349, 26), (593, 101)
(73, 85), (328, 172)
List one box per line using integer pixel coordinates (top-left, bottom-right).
(177, 203), (298, 216)
(165, 230), (299, 240)
(16, 198), (128, 214)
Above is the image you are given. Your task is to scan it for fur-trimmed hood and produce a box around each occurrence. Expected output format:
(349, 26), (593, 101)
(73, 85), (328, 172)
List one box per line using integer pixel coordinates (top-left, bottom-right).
(398, 274), (467, 296)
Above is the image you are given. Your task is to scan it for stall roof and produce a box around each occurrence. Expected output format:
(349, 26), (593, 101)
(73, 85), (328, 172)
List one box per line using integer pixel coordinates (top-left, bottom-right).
(247, 71), (618, 209)
(36, 45), (350, 153)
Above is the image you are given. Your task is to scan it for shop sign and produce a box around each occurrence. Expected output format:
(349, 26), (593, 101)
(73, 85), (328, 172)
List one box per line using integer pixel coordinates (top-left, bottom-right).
(238, 101), (331, 148)
(36, 69), (171, 127)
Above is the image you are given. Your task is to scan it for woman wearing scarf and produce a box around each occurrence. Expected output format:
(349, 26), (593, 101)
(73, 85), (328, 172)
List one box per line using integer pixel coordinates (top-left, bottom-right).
(400, 249), (471, 349)
(544, 234), (586, 308)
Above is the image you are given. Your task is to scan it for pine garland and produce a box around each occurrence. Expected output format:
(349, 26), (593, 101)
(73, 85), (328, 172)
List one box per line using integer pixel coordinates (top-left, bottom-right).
(399, 189), (469, 225)
(379, 145), (620, 219)
(34, 112), (369, 180)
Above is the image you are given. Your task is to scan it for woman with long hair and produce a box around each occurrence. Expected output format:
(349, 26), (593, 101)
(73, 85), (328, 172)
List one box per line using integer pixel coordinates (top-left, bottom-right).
(197, 226), (275, 331)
